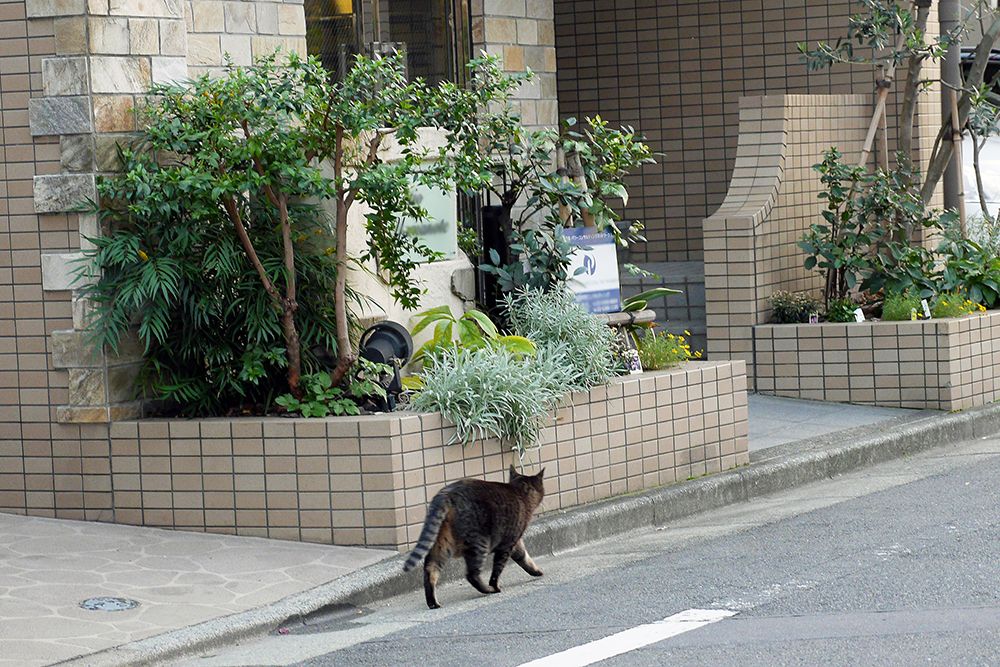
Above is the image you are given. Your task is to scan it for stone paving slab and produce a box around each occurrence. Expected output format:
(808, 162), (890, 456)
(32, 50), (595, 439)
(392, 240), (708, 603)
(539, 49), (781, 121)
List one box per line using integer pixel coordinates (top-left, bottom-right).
(0, 514), (393, 667)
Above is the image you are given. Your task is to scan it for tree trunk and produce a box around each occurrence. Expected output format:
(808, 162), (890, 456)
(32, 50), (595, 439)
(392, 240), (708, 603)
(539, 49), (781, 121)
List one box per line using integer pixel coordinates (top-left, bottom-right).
(277, 194), (302, 397)
(973, 134), (991, 219)
(330, 126), (356, 388)
(899, 0), (933, 169)
(922, 14), (1000, 204)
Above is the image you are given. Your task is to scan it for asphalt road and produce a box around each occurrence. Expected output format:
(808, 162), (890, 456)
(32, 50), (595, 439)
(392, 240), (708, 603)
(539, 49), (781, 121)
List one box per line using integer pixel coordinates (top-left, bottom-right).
(184, 435), (1000, 667)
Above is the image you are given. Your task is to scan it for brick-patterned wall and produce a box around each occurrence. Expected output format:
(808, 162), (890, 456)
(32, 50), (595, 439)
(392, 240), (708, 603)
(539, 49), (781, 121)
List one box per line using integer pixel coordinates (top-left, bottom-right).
(0, 0), (116, 520)
(472, 0), (557, 127)
(1, 362), (749, 549)
(755, 312), (1000, 411)
(554, 0), (941, 263)
(703, 94), (871, 377)
(0, 0), (307, 521)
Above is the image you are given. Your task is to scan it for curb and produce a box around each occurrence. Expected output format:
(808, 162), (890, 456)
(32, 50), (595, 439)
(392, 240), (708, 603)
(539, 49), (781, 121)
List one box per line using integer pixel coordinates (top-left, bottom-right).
(65, 402), (1000, 667)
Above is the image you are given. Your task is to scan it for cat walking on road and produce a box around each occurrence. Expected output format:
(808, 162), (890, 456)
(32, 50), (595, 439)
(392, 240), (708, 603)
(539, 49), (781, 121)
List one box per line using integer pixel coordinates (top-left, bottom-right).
(403, 466), (546, 609)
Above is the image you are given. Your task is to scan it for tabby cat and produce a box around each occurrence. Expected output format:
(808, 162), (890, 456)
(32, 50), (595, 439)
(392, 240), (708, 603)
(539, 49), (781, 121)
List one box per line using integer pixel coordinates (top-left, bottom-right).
(403, 465), (546, 609)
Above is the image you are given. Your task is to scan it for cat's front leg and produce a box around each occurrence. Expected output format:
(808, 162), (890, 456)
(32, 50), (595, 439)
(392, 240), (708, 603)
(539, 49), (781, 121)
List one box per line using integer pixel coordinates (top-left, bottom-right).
(488, 548), (512, 592)
(463, 545), (497, 595)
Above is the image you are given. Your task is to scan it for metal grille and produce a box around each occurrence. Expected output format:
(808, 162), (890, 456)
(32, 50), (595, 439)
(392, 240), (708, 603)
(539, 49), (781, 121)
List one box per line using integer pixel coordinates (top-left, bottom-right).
(304, 0), (470, 85)
(304, 0), (360, 79)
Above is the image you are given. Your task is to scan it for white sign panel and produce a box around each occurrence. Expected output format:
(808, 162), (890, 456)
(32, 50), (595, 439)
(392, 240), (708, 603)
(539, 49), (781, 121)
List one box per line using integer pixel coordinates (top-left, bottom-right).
(400, 182), (458, 263)
(564, 228), (621, 314)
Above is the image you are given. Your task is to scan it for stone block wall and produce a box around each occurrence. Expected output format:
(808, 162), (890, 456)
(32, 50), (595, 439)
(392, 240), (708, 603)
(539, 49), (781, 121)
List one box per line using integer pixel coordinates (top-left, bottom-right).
(472, 0), (557, 127)
(184, 0), (306, 77)
(0, 0), (117, 519)
(754, 313), (1000, 411)
(0, 362), (749, 549)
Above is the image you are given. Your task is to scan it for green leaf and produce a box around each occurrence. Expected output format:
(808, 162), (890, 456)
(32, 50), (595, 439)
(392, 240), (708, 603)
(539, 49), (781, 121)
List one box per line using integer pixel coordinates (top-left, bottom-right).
(461, 309), (498, 338)
(496, 335), (537, 357)
(623, 287), (680, 310)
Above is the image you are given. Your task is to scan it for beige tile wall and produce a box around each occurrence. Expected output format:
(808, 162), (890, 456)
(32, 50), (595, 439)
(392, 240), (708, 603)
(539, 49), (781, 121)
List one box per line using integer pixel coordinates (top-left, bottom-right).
(92, 361), (750, 551)
(702, 93), (871, 379)
(754, 313), (1000, 410)
(554, 0), (941, 263)
(0, 0), (119, 520)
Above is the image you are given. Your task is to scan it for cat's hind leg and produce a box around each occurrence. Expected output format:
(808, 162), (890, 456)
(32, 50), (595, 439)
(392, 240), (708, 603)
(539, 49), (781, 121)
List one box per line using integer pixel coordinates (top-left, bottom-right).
(423, 530), (453, 609)
(423, 558), (443, 609)
(463, 539), (497, 595)
(512, 538), (543, 577)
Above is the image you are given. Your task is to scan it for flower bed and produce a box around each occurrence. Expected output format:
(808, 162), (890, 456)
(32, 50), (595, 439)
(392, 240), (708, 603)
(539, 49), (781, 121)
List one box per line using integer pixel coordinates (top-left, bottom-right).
(102, 361), (748, 550)
(754, 312), (1000, 410)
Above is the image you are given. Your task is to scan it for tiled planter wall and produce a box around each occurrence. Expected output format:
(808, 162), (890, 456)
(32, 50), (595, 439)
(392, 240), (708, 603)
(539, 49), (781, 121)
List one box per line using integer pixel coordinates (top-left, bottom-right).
(2, 361), (748, 551)
(754, 312), (1000, 410)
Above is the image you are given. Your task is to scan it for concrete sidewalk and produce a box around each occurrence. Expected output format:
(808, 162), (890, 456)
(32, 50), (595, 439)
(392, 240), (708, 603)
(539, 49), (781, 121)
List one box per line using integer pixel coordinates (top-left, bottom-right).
(0, 395), (939, 666)
(0, 515), (391, 667)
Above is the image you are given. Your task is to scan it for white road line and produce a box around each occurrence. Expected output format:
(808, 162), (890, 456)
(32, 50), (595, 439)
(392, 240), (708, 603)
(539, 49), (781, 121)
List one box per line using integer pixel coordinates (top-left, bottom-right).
(517, 608), (738, 667)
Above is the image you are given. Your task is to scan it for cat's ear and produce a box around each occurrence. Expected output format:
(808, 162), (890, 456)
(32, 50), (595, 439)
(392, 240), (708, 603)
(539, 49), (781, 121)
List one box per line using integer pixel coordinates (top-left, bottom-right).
(509, 464), (520, 480)
(536, 467), (545, 479)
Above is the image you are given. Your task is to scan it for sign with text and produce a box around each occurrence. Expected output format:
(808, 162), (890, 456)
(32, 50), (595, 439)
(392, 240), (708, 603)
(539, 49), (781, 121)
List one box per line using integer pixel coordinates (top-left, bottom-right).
(564, 227), (621, 314)
(400, 182), (458, 263)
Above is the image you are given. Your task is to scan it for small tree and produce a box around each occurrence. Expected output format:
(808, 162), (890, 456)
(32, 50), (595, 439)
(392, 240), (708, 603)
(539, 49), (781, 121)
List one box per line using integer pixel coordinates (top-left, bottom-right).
(86, 51), (521, 404)
(800, 0), (1000, 207)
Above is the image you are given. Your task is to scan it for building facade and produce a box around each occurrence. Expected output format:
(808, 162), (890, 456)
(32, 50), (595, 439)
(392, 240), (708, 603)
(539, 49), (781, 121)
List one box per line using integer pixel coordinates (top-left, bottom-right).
(0, 0), (949, 531)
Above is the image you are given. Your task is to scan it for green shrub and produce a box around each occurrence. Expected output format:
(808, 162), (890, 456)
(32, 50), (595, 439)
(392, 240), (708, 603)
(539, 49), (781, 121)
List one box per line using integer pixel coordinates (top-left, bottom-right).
(637, 330), (700, 370)
(881, 292), (921, 321)
(410, 345), (574, 455)
(770, 290), (820, 324)
(935, 225), (1000, 308)
(826, 297), (859, 323)
(408, 305), (535, 368)
(79, 147), (354, 416)
(504, 287), (617, 389)
(931, 292), (983, 319)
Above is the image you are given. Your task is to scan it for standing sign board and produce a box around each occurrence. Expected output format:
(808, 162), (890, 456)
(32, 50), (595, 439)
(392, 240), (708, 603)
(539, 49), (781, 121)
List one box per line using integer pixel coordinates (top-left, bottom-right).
(563, 227), (621, 314)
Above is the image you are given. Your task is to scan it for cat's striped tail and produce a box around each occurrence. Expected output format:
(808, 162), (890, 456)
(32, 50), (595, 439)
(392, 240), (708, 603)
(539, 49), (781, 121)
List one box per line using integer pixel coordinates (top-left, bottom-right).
(403, 493), (449, 572)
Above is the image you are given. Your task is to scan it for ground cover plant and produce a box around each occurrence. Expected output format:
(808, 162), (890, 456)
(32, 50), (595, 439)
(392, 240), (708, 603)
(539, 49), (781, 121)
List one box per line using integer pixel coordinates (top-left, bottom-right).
(408, 287), (655, 456)
(881, 291), (922, 321)
(636, 329), (700, 371)
(770, 290), (820, 324)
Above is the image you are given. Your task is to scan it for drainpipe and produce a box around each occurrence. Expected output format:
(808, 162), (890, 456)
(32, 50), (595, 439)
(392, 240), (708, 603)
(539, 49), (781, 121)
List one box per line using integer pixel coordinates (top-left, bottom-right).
(940, 0), (962, 211)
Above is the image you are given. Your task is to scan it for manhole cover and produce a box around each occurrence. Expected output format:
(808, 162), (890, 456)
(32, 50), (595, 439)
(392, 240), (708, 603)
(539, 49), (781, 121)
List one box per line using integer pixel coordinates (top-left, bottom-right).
(80, 597), (140, 612)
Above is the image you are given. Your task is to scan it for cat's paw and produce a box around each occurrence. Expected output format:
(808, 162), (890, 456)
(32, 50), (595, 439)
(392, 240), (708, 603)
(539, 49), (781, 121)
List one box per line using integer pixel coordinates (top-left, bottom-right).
(488, 585), (501, 594)
(428, 602), (442, 609)
(529, 569), (544, 577)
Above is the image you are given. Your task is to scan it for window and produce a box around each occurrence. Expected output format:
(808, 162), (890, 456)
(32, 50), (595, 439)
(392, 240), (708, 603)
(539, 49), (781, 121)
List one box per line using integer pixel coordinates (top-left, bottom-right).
(304, 0), (471, 84)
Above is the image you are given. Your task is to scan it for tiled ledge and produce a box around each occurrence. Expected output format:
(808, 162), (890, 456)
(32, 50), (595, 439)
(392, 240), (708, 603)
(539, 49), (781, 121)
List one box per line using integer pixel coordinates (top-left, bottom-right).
(42, 361), (751, 551)
(754, 312), (1000, 410)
